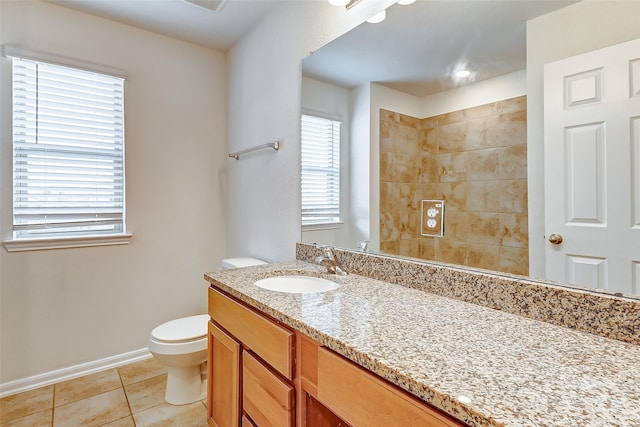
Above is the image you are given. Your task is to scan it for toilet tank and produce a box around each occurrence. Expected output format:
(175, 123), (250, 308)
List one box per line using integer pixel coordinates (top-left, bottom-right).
(221, 257), (268, 270)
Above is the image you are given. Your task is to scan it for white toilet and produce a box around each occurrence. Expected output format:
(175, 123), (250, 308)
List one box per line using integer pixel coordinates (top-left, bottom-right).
(148, 257), (267, 405)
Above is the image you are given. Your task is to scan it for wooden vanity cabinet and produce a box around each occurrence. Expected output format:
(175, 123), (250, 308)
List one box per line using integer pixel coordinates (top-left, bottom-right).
(207, 321), (241, 427)
(208, 287), (295, 427)
(316, 348), (464, 427)
(243, 351), (295, 426)
(296, 333), (465, 427)
(208, 285), (465, 427)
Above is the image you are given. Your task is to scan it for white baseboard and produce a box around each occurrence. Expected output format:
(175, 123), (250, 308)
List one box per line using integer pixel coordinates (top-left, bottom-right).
(0, 348), (152, 398)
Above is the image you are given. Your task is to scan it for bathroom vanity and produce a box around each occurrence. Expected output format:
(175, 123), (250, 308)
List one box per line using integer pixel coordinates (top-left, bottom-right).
(204, 247), (640, 426)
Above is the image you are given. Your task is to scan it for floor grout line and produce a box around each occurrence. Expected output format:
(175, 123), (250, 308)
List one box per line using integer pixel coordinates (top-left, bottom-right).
(1, 359), (206, 427)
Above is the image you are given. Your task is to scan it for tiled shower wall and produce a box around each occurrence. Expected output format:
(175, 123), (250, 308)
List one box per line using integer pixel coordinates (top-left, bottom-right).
(379, 96), (528, 276)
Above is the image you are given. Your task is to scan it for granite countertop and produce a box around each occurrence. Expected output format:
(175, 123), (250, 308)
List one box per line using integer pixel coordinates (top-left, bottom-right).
(204, 260), (640, 427)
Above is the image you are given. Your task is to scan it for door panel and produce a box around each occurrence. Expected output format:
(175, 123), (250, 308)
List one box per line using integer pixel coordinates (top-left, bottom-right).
(544, 37), (640, 294)
(208, 321), (241, 427)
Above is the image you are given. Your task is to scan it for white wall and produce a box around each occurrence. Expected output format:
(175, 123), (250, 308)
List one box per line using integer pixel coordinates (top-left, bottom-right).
(526, 0), (640, 279)
(226, 0), (396, 262)
(0, 1), (227, 386)
(301, 77), (354, 249)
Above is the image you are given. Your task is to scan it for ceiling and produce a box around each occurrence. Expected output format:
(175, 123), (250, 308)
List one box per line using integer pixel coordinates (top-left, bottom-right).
(47, 0), (577, 96)
(47, 0), (281, 51)
(302, 0), (577, 97)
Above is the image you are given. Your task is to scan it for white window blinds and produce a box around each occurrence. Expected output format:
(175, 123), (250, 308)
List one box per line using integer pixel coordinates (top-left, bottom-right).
(11, 57), (125, 239)
(301, 114), (341, 226)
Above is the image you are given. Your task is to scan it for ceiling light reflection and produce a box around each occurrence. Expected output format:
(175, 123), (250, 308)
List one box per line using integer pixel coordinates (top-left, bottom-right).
(366, 9), (386, 24)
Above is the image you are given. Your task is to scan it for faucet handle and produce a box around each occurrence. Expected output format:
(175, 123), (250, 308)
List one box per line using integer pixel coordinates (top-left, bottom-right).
(356, 240), (372, 252)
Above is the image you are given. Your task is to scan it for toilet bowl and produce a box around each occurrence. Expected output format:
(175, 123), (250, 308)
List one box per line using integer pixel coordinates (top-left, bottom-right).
(148, 257), (267, 405)
(148, 314), (209, 405)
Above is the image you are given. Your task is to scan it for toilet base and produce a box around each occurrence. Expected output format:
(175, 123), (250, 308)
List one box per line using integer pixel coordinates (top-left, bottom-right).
(165, 365), (206, 405)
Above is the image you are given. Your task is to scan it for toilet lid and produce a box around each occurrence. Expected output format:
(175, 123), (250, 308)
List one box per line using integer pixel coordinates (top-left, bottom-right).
(151, 314), (209, 342)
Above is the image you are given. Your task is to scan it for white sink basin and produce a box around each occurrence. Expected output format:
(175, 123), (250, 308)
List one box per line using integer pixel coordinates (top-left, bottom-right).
(254, 275), (339, 294)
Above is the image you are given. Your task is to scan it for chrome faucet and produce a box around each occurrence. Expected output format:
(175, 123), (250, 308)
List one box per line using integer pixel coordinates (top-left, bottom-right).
(356, 240), (373, 252)
(314, 245), (347, 275)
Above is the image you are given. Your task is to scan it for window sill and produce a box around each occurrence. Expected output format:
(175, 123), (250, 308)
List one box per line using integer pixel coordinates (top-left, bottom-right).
(302, 222), (344, 231)
(3, 233), (134, 252)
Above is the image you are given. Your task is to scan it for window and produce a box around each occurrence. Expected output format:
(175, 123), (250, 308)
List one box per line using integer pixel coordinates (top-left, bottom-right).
(9, 55), (125, 241)
(301, 114), (341, 227)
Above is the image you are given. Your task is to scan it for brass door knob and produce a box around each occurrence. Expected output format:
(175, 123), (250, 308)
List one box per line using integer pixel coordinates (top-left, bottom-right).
(548, 233), (563, 245)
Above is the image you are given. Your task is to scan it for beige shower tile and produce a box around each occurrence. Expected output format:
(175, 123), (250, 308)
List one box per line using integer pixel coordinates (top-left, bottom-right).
(441, 210), (464, 241)
(499, 179), (528, 213)
(439, 150), (500, 182)
(394, 127), (421, 157)
(124, 374), (167, 414)
(381, 152), (419, 183)
(380, 110), (420, 156)
(420, 120), (438, 154)
(466, 102), (498, 119)
(379, 182), (396, 213)
(419, 238), (437, 260)
(500, 213), (529, 248)
(400, 113), (420, 128)
(463, 181), (501, 213)
(422, 116), (438, 129)
(380, 182), (400, 213)
(0, 385), (53, 421)
(465, 117), (492, 151)
(438, 109), (466, 125)
(380, 115), (393, 140)
(379, 211), (401, 244)
(466, 243), (500, 271)
(55, 369), (122, 406)
(398, 238), (420, 259)
(133, 401), (207, 427)
(400, 211), (419, 239)
(118, 357), (166, 386)
(398, 183), (419, 212)
(380, 109), (396, 123)
(499, 246), (530, 276)
(379, 240), (400, 255)
(458, 212), (502, 245)
(436, 183), (461, 212)
(437, 239), (467, 265)
(0, 408), (52, 427)
(496, 95), (526, 114)
(417, 154), (439, 183)
(485, 110), (527, 148)
(437, 121), (467, 153)
(499, 144), (527, 179)
(53, 388), (130, 427)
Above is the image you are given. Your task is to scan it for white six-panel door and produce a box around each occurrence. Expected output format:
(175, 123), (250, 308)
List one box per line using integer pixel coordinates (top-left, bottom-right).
(544, 37), (640, 295)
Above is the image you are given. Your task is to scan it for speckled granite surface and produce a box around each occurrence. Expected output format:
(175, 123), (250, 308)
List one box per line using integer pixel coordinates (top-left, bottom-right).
(205, 260), (640, 427)
(296, 243), (640, 345)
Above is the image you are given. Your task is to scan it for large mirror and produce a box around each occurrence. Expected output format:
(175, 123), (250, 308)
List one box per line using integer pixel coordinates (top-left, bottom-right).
(301, 0), (640, 298)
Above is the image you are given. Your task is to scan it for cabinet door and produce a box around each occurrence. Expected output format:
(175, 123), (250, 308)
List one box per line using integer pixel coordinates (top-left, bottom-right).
(208, 321), (241, 427)
(317, 348), (464, 427)
(243, 351), (294, 427)
(241, 415), (257, 427)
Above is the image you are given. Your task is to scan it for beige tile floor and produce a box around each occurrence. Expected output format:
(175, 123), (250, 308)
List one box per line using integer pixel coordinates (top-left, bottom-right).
(0, 358), (208, 427)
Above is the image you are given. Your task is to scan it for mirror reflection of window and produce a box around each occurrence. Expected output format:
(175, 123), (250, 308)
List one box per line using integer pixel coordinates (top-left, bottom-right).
(301, 114), (342, 227)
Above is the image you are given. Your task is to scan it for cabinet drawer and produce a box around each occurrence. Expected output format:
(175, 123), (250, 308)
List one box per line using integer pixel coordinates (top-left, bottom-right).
(243, 351), (294, 427)
(208, 287), (294, 379)
(317, 348), (464, 427)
